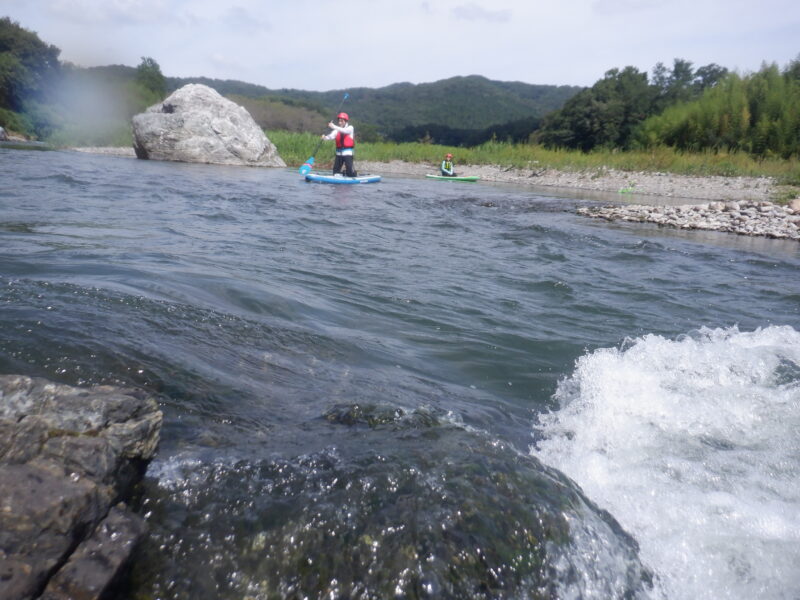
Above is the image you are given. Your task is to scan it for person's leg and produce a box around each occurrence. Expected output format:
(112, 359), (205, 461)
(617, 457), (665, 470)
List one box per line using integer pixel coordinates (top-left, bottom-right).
(333, 155), (344, 175)
(343, 155), (356, 177)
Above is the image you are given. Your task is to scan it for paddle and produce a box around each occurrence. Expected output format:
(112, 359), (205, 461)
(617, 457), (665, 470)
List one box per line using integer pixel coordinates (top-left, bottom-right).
(299, 92), (350, 175)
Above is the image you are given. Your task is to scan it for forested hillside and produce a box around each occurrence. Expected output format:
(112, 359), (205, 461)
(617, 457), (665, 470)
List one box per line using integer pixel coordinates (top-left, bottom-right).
(167, 74), (583, 143)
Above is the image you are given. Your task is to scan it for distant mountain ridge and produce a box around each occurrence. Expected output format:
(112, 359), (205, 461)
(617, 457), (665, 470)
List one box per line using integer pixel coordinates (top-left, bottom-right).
(166, 74), (583, 137)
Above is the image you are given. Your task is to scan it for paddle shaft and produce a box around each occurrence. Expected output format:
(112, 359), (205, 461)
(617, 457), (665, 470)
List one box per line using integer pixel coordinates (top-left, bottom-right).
(307, 137), (325, 162)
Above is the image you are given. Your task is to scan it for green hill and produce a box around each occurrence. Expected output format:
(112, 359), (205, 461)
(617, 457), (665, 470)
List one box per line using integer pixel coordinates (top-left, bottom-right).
(166, 74), (583, 139)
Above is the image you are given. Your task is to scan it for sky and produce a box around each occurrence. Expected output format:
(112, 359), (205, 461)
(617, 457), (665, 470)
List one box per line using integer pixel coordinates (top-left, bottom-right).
(4, 0), (799, 92)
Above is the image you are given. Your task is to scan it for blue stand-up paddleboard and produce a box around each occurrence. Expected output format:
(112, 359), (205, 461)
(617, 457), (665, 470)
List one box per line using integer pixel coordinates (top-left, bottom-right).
(305, 173), (381, 184)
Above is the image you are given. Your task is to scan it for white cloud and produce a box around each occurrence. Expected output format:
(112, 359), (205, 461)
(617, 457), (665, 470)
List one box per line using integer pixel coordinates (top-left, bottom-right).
(46, 0), (178, 25)
(207, 52), (242, 71)
(217, 6), (271, 33)
(451, 3), (512, 23)
(4, 0), (798, 90)
(591, 0), (661, 16)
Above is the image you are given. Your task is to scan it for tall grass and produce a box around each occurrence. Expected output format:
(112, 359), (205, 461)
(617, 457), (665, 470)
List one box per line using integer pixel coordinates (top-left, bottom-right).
(268, 130), (800, 183)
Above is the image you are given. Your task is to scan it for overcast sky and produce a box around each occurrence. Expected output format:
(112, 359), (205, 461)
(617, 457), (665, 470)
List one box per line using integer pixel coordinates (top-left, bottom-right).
(5, 0), (799, 91)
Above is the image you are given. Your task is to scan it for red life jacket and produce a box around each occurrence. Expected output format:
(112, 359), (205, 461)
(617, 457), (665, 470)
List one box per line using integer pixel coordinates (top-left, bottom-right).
(335, 130), (355, 149)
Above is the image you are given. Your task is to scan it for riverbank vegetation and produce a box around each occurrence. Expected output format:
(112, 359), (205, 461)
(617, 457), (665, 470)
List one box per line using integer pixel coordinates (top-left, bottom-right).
(535, 58), (800, 159)
(2, 16), (798, 188)
(269, 130), (800, 184)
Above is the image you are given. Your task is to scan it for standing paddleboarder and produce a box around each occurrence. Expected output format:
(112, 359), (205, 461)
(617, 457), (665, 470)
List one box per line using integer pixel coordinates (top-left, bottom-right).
(322, 112), (357, 177)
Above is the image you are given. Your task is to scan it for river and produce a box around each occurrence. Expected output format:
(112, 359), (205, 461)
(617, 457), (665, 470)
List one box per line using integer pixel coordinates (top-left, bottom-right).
(1, 148), (799, 599)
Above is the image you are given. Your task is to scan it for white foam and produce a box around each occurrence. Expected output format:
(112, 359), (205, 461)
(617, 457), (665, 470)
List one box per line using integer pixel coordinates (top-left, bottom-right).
(148, 454), (211, 489)
(532, 325), (800, 600)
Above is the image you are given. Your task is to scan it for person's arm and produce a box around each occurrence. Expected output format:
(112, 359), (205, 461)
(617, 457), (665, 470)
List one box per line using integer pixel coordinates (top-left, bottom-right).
(329, 123), (353, 135)
(323, 123), (353, 140)
(322, 124), (337, 140)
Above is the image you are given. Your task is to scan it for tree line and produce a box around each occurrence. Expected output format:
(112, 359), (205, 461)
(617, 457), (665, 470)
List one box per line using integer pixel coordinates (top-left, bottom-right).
(0, 16), (61, 134)
(389, 116), (542, 146)
(635, 63), (800, 158)
(536, 57), (800, 158)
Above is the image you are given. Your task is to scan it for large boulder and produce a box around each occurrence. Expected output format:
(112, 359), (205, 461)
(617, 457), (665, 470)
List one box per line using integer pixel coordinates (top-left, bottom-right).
(0, 374), (162, 600)
(131, 83), (286, 167)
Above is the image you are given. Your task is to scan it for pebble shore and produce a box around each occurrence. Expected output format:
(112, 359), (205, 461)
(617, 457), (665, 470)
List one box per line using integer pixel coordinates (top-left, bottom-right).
(357, 160), (777, 203)
(578, 200), (800, 241)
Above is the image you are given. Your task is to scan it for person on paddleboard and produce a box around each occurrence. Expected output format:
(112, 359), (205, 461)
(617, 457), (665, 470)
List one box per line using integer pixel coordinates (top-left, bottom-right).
(440, 153), (456, 177)
(322, 112), (357, 177)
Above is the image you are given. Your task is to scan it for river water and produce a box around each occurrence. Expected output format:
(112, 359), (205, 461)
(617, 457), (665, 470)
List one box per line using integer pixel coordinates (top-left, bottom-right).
(1, 148), (799, 599)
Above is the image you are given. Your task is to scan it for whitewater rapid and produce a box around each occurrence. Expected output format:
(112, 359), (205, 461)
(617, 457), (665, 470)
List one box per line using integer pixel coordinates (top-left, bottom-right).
(533, 325), (800, 600)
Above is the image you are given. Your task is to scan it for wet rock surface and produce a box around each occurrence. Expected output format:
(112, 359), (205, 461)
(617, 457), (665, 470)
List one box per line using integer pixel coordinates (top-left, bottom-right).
(0, 374), (162, 600)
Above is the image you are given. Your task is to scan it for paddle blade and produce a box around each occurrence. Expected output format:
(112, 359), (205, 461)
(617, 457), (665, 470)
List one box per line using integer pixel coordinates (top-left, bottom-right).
(298, 157), (314, 175)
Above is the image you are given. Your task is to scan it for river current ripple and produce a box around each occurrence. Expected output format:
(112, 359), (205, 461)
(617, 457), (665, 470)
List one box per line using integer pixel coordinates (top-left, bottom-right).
(1, 148), (799, 599)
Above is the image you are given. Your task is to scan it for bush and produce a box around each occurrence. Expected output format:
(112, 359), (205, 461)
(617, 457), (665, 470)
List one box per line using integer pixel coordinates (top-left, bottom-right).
(0, 106), (33, 136)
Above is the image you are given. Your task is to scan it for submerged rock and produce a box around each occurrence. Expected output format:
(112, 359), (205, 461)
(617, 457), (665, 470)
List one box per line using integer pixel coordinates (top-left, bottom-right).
(323, 402), (441, 428)
(132, 424), (653, 599)
(131, 83), (286, 167)
(0, 374), (162, 600)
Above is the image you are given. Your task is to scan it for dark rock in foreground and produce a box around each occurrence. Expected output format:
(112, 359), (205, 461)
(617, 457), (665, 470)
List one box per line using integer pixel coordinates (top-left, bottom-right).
(0, 374), (162, 600)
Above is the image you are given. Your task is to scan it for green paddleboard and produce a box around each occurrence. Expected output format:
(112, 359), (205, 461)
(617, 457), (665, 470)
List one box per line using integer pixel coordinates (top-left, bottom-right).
(425, 174), (480, 182)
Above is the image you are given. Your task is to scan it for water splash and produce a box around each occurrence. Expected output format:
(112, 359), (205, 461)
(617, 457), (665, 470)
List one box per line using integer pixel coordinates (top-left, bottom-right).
(532, 325), (800, 600)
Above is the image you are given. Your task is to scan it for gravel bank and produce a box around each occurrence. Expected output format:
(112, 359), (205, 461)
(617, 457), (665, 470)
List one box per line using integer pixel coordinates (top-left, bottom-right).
(358, 160), (775, 203)
(70, 146), (137, 157)
(578, 200), (800, 241)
